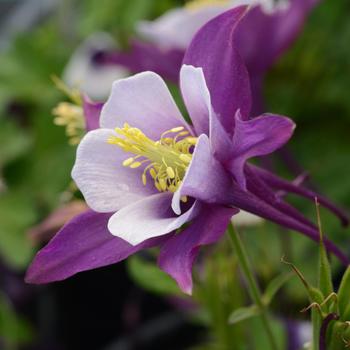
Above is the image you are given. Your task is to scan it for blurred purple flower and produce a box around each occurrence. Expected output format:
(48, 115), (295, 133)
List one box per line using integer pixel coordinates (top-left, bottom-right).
(26, 6), (348, 295)
(63, 33), (129, 100)
(95, 0), (320, 114)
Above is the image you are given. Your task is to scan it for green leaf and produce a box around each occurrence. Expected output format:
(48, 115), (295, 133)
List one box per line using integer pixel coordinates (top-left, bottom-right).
(228, 305), (261, 325)
(262, 272), (294, 306)
(311, 308), (321, 350)
(338, 267), (350, 319)
(316, 201), (334, 297)
(0, 292), (33, 346)
(127, 255), (180, 295)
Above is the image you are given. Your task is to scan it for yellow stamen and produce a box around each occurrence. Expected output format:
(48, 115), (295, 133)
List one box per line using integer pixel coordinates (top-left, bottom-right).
(150, 168), (157, 179)
(122, 157), (135, 167)
(52, 102), (85, 145)
(108, 124), (198, 195)
(181, 196), (188, 203)
(130, 162), (142, 169)
(170, 126), (185, 133)
(166, 167), (175, 179)
(142, 173), (147, 186)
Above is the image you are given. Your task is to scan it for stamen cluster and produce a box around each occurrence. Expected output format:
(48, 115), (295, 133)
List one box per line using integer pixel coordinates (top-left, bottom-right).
(53, 102), (85, 145)
(108, 123), (197, 195)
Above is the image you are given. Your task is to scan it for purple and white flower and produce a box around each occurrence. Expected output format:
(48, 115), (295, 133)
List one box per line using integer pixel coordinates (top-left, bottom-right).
(26, 6), (348, 295)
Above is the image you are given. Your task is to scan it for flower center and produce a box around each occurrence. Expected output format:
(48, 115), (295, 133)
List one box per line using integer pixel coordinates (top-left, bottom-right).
(108, 123), (197, 197)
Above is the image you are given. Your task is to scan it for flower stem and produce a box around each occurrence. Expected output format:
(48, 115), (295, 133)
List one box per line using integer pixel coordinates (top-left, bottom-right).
(227, 223), (279, 350)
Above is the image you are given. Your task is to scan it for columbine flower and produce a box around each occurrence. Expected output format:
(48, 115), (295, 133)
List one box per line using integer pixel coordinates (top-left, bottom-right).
(95, 0), (319, 114)
(62, 33), (129, 100)
(26, 6), (347, 295)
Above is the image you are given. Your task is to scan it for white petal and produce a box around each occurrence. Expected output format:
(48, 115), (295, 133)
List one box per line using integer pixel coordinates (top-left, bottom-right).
(108, 193), (200, 245)
(100, 71), (189, 140)
(72, 129), (155, 212)
(180, 65), (211, 135)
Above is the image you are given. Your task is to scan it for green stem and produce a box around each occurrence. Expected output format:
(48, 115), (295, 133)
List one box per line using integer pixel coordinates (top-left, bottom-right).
(227, 223), (279, 350)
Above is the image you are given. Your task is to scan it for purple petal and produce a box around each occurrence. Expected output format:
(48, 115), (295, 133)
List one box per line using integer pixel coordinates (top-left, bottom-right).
(235, 0), (319, 115)
(236, 0), (320, 77)
(72, 129), (156, 213)
(108, 193), (200, 246)
(229, 179), (349, 265)
(159, 204), (237, 294)
(245, 165), (315, 229)
(183, 6), (252, 132)
(100, 71), (190, 139)
(252, 165), (349, 226)
(249, 73), (265, 117)
(229, 112), (295, 188)
(172, 134), (233, 215)
(82, 95), (103, 131)
(25, 210), (165, 284)
(209, 108), (234, 162)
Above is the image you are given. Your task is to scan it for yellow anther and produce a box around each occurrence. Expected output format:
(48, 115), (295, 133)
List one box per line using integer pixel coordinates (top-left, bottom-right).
(170, 126), (185, 133)
(130, 162), (142, 169)
(166, 167), (175, 179)
(122, 158), (135, 167)
(168, 185), (177, 193)
(155, 182), (162, 192)
(186, 137), (197, 145)
(181, 196), (188, 203)
(69, 137), (81, 145)
(159, 178), (167, 191)
(178, 131), (189, 136)
(142, 173), (147, 185)
(150, 168), (157, 179)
